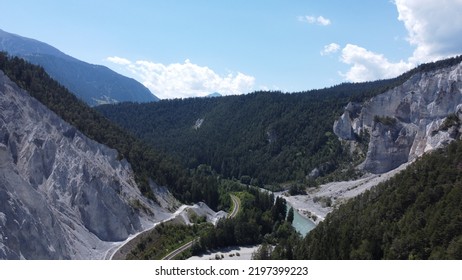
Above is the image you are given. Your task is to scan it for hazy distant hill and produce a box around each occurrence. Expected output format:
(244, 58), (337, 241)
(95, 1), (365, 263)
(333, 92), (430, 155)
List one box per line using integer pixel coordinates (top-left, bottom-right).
(0, 29), (158, 105)
(207, 92), (222, 98)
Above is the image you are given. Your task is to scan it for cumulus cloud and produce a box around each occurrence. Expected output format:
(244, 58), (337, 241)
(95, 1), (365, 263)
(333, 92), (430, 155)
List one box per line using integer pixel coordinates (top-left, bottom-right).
(321, 43), (340, 56)
(333, 0), (462, 83)
(107, 57), (255, 99)
(340, 44), (413, 82)
(395, 0), (462, 63)
(298, 15), (331, 26)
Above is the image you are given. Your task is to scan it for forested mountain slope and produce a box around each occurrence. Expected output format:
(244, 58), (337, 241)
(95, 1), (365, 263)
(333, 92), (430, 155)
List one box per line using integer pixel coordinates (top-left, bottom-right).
(294, 139), (462, 259)
(97, 81), (398, 185)
(97, 56), (462, 185)
(0, 52), (219, 209)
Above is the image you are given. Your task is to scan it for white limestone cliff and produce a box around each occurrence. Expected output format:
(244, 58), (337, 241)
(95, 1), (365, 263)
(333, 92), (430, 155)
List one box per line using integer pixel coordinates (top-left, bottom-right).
(334, 62), (462, 174)
(0, 70), (175, 259)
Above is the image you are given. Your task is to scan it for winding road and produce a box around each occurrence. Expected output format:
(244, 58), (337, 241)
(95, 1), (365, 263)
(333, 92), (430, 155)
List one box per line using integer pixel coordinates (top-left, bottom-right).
(161, 194), (241, 260)
(104, 205), (188, 260)
(228, 194), (240, 218)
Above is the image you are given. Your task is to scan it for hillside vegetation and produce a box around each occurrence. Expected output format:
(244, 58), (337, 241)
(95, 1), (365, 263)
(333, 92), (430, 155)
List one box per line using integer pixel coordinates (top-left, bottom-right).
(97, 82), (391, 185)
(97, 55), (462, 186)
(0, 52), (219, 208)
(3, 50), (462, 260)
(291, 140), (462, 259)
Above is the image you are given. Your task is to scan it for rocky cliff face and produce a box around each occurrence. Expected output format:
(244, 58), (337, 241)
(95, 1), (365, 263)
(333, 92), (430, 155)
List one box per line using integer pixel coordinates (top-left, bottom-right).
(334, 62), (462, 174)
(0, 71), (173, 259)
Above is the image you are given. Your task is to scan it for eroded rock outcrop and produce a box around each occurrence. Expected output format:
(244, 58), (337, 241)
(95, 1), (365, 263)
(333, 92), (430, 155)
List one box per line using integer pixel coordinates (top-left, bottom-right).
(0, 71), (173, 259)
(334, 62), (462, 173)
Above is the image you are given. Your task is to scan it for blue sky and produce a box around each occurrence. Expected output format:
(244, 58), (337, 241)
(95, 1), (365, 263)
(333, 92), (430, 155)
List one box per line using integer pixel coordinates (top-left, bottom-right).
(1, 0), (462, 99)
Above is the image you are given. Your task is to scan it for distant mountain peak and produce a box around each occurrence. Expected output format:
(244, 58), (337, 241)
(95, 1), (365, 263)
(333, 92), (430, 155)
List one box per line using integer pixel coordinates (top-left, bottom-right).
(0, 29), (159, 105)
(206, 92), (222, 98)
(0, 28), (67, 59)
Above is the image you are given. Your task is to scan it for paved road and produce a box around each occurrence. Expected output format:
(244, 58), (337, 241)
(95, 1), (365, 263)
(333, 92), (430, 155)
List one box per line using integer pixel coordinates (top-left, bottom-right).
(161, 194), (241, 260)
(104, 205), (188, 260)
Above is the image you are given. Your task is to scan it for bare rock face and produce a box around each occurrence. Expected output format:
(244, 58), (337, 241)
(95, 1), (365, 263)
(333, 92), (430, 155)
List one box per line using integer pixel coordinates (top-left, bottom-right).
(333, 102), (361, 140)
(334, 62), (462, 174)
(0, 71), (172, 259)
(361, 121), (417, 174)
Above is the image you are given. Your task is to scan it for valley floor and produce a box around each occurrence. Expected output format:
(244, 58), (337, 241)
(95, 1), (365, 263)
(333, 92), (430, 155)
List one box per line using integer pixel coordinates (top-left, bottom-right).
(107, 203), (227, 260)
(188, 245), (260, 260)
(105, 163), (410, 260)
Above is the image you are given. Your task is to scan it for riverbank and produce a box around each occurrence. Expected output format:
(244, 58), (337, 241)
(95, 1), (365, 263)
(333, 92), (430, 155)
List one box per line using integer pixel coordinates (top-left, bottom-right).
(284, 162), (409, 225)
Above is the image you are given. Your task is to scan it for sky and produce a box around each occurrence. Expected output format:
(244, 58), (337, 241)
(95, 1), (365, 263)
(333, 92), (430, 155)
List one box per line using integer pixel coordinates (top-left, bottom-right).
(1, 0), (462, 99)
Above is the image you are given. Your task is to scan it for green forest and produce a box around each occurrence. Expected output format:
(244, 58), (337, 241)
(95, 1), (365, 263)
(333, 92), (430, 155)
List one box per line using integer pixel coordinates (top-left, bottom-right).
(0, 52), (220, 209)
(2, 51), (462, 259)
(288, 140), (462, 259)
(0, 52), (301, 260)
(97, 82), (390, 185)
(97, 55), (462, 186)
(124, 181), (302, 260)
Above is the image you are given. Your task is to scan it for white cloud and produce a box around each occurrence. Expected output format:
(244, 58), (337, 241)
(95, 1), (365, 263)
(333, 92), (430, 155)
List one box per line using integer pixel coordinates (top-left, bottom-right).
(316, 16), (331, 26)
(332, 0), (462, 83)
(107, 57), (255, 99)
(298, 15), (331, 26)
(106, 56), (131, 65)
(395, 0), (462, 63)
(340, 44), (413, 82)
(321, 43), (340, 56)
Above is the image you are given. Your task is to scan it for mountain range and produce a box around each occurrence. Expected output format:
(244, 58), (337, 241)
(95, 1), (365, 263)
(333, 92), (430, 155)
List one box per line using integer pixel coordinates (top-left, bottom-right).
(1, 29), (462, 259)
(0, 29), (158, 105)
(99, 56), (462, 185)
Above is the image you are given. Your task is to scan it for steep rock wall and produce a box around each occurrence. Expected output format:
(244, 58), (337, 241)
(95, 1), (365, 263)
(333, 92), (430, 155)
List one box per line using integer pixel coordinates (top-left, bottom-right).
(334, 62), (462, 173)
(0, 71), (172, 259)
